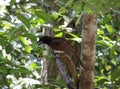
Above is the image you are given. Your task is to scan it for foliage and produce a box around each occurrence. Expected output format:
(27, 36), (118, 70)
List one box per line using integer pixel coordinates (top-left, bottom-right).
(95, 12), (120, 89)
(0, 0), (120, 89)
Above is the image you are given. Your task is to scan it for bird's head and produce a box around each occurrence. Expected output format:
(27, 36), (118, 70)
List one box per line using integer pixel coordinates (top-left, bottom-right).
(37, 36), (52, 45)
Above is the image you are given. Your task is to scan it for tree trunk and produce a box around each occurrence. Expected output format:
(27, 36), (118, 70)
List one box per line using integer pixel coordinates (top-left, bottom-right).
(80, 13), (98, 89)
(40, 27), (58, 89)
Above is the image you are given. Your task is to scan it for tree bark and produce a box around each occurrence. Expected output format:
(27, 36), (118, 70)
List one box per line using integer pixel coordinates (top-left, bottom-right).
(40, 27), (58, 89)
(80, 13), (98, 89)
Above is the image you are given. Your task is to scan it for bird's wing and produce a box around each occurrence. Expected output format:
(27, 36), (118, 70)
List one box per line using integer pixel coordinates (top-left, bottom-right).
(50, 38), (74, 52)
(50, 38), (62, 45)
(53, 37), (71, 44)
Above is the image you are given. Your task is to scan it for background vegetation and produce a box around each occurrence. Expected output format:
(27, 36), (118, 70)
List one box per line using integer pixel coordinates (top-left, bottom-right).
(0, 0), (120, 89)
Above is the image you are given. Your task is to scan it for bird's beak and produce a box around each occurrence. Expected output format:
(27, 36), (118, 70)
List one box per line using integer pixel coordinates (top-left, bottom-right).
(37, 41), (43, 45)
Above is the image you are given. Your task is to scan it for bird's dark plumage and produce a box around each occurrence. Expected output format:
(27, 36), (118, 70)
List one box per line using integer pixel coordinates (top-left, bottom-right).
(37, 36), (52, 45)
(37, 36), (85, 69)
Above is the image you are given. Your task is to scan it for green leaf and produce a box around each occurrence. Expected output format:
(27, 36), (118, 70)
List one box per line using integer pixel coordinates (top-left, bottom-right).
(16, 13), (30, 29)
(35, 10), (54, 22)
(19, 66), (32, 74)
(0, 51), (3, 58)
(65, 32), (78, 38)
(30, 62), (37, 70)
(10, 67), (32, 75)
(105, 64), (111, 71)
(0, 66), (8, 74)
(10, 0), (16, 8)
(19, 36), (27, 45)
(96, 40), (107, 47)
(21, 33), (36, 41)
(97, 29), (104, 35)
(0, 38), (8, 47)
(5, 44), (13, 54)
(65, 0), (73, 7)
(105, 24), (115, 34)
(1, 21), (14, 29)
(75, 13), (83, 26)
(51, 79), (66, 87)
(38, 18), (46, 24)
(111, 67), (120, 81)
(110, 45), (117, 58)
(53, 27), (61, 32)
(55, 32), (63, 37)
(25, 45), (31, 53)
(102, 14), (112, 24)
(51, 12), (59, 20)
(34, 84), (50, 88)
(95, 76), (109, 85)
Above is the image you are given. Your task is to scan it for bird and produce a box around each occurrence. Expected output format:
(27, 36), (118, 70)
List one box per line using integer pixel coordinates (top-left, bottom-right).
(37, 36), (85, 70)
